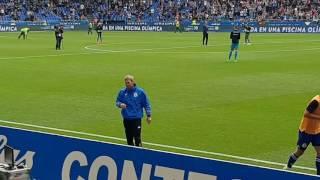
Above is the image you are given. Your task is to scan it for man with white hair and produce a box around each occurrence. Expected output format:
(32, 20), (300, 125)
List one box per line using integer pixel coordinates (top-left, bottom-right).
(116, 75), (152, 147)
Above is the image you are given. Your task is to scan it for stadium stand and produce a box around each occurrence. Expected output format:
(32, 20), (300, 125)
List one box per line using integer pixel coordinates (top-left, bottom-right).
(0, 0), (319, 23)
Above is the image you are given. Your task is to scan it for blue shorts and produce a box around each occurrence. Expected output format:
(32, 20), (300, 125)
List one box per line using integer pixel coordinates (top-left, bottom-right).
(231, 43), (239, 50)
(297, 131), (320, 150)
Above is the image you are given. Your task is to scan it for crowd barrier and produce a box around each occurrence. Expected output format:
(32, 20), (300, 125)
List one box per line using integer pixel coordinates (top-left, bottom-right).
(0, 125), (318, 180)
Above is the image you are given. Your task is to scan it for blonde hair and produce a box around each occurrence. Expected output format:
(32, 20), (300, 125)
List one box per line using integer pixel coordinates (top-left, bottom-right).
(124, 74), (135, 82)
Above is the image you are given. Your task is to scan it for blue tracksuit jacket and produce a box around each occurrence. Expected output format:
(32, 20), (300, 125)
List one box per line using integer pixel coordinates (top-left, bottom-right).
(116, 86), (151, 120)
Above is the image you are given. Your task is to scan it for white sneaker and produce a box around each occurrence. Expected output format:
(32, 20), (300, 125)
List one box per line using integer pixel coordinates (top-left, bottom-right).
(283, 165), (291, 170)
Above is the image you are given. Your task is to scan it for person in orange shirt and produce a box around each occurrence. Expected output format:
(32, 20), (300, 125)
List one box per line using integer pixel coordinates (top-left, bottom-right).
(285, 95), (320, 175)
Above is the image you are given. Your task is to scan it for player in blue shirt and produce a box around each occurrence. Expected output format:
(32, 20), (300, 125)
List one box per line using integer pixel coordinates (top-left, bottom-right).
(116, 75), (152, 147)
(202, 22), (209, 46)
(228, 26), (241, 62)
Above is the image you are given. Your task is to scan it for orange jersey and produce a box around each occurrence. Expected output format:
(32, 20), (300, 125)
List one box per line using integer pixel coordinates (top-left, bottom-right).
(299, 95), (320, 134)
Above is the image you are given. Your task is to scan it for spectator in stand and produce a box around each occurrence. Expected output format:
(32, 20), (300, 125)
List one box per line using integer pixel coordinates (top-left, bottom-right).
(0, 0), (319, 23)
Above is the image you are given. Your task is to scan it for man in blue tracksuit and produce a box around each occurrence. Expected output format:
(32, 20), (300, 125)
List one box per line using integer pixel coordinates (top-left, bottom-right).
(116, 75), (152, 146)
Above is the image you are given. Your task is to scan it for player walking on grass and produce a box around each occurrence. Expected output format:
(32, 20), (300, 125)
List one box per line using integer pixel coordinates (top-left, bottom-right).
(202, 22), (208, 46)
(88, 22), (93, 35)
(96, 22), (103, 43)
(116, 75), (152, 147)
(55, 25), (64, 50)
(285, 95), (320, 175)
(244, 25), (251, 45)
(175, 18), (182, 33)
(228, 26), (240, 62)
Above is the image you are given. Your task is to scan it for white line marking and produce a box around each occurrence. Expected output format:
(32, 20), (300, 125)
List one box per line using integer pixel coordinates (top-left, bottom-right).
(84, 39), (320, 53)
(0, 51), (107, 60)
(0, 45), (318, 61)
(85, 44), (320, 54)
(134, 47), (320, 54)
(0, 119), (315, 172)
(0, 39), (319, 60)
(84, 45), (202, 52)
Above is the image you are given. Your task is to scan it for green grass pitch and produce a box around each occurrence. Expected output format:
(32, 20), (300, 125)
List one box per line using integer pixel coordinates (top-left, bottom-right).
(0, 31), (319, 175)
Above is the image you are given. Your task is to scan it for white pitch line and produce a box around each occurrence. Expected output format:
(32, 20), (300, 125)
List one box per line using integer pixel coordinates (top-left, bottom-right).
(0, 39), (319, 60)
(84, 39), (320, 53)
(0, 51), (107, 60)
(1, 46), (318, 61)
(85, 45), (320, 54)
(125, 47), (320, 54)
(0, 119), (315, 172)
(86, 38), (320, 49)
(84, 44), (205, 52)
